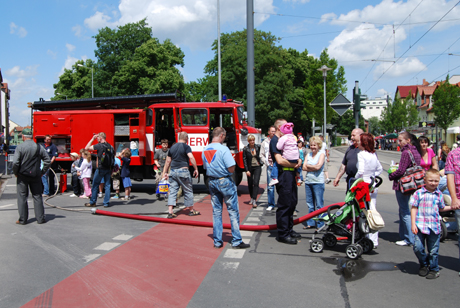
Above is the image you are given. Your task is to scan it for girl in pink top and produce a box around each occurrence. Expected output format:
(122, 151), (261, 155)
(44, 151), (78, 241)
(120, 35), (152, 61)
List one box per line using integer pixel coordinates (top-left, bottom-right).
(418, 136), (438, 171)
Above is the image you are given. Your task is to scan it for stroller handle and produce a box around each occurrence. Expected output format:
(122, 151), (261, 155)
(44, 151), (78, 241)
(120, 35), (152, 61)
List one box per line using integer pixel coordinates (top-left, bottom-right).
(370, 176), (383, 188)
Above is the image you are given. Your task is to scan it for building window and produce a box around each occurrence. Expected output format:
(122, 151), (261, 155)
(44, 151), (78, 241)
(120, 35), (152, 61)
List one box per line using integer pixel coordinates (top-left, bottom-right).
(373, 102), (376, 104)
(376, 107), (379, 109)
(369, 107), (373, 109)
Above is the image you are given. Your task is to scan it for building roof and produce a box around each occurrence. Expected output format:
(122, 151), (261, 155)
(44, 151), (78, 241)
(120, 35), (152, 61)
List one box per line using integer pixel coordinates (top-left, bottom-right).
(396, 85), (418, 99)
(10, 126), (31, 136)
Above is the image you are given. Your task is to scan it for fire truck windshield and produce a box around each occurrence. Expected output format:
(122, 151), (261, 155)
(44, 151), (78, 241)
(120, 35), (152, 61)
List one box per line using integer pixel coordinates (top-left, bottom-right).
(237, 107), (244, 125)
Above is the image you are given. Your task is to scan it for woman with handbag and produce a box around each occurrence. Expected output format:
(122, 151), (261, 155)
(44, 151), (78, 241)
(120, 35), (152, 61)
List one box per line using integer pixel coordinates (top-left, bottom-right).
(243, 134), (263, 208)
(355, 133), (383, 248)
(389, 132), (422, 246)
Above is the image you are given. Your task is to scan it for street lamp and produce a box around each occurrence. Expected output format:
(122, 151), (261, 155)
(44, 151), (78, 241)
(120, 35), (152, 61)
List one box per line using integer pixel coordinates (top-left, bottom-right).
(77, 64), (94, 98)
(317, 65), (332, 139)
(56, 93), (67, 100)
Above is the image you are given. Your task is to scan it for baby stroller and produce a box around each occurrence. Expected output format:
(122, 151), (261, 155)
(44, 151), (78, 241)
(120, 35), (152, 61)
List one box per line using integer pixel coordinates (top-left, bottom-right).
(309, 176), (383, 259)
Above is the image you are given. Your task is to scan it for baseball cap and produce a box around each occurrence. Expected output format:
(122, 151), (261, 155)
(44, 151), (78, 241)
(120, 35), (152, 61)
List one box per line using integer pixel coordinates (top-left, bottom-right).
(22, 128), (32, 137)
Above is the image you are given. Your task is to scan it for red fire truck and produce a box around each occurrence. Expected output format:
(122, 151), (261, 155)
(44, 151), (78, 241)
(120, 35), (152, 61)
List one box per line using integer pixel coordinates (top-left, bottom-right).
(31, 92), (261, 186)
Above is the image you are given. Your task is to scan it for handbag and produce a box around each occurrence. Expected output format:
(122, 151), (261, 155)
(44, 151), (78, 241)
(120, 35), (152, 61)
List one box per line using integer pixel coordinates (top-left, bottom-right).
(363, 209), (385, 231)
(398, 150), (425, 195)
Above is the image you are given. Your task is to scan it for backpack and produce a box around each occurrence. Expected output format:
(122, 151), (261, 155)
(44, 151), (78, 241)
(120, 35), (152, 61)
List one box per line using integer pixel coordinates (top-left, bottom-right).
(99, 143), (115, 170)
(19, 144), (41, 178)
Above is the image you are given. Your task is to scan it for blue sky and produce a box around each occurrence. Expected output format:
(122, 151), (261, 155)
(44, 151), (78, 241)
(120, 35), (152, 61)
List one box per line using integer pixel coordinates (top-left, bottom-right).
(2, 0), (460, 127)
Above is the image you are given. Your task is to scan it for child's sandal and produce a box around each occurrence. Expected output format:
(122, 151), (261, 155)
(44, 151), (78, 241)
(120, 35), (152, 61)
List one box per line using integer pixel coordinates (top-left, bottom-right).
(189, 210), (201, 216)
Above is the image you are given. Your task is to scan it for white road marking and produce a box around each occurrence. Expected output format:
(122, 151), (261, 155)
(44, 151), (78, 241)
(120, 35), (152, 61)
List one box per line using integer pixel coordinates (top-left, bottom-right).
(249, 212), (262, 217)
(246, 217), (260, 222)
(240, 231), (254, 237)
(6, 185), (16, 187)
(112, 234), (133, 241)
(93, 242), (120, 251)
(221, 261), (239, 272)
(83, 254), (101, 263)
(0, 204), (14, 208)
(243, 222), (259, 225)
(223, 249), (246, 259)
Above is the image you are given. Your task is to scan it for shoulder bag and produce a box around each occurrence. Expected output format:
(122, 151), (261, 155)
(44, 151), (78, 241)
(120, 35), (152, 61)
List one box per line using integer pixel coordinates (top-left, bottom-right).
(398, 150), (425, 195)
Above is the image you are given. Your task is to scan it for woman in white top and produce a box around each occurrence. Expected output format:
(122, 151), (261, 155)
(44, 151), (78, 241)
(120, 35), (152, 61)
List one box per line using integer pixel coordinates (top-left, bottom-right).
(355, 133), (383, 247)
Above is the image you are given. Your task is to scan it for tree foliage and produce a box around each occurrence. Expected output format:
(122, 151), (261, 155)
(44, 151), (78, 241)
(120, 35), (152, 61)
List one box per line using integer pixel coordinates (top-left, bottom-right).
(367, 116), (382, 136)
(331, 110), (365, 136)
(380, 94), (419, 133)
(432, 75), (460, 140)
(186, 29), (347, 134)
(52, 19), (184, 99)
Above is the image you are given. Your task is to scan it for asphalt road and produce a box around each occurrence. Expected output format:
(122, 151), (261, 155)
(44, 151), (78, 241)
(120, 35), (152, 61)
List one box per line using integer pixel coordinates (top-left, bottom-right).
(0, 147), (458, 308)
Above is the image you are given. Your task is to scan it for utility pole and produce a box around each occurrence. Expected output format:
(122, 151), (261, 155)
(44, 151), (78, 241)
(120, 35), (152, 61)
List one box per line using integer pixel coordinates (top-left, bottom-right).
(247, 0), (255, 127)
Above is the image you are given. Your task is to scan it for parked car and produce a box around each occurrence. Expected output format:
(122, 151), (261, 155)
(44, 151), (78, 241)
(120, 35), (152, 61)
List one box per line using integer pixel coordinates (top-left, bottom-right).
(7, 145), (17, 155)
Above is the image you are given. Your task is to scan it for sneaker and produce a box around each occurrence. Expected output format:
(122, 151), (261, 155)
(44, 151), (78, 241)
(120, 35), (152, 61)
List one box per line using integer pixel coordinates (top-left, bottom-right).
(122, 196), (130, 201)
(111, 194), (120, 199)
(269, 179), (279, 186)
(426, 271), (440, 279)
(325, 178), (332, 184)
(84, 203), (96, 207)
(293, 210), (298, 217)
(69, 194), (77, 198)
(267, 206), (274, 211)
(395, 240), (410, 246)
(79, 195), (89, 199)
(98, 193), (103, 198)
(233, 242), (250, 249)
(418, 266), (429, 277)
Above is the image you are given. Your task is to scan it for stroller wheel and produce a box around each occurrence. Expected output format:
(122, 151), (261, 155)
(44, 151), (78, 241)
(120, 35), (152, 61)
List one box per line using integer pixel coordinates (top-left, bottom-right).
(360, 238), (374, 253)
(346, 244), (361, 259)
(310, 239), (324, 253)
(323, 234), (337, 247)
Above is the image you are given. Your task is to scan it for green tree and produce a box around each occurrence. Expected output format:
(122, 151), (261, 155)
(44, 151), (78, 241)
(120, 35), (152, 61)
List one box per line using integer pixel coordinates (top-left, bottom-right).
(111, 38), (185, 95)
(93, 19), (153, 96)
(367, 116), (382, 136)
(331, 109), (365, 136)
(432, 75), (460, 140)
(198, 29), (347, 133)
(52, 59), (96, 99)
(304, 49), (348, 133)
(380, 93), (419, 133)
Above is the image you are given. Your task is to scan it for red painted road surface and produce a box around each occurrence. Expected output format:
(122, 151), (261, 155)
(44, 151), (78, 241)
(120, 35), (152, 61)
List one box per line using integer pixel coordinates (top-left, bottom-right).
(23, 184), (260, 308)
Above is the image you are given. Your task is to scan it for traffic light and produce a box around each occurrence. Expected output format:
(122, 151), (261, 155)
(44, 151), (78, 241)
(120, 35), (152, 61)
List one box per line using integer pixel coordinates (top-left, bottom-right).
(353, 81), (367, 128)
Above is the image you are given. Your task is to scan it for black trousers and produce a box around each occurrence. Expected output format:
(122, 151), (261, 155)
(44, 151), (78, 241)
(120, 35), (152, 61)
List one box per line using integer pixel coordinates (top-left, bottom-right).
(247, 166), (262, 200)
(275, 169), (298, 239)
(17, 175), (45, 224)
(71, 174), (81, 196)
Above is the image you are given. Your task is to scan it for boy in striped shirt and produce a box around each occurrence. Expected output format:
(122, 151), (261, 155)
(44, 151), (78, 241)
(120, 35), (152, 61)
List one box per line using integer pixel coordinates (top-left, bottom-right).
(410, 168), (452, 279)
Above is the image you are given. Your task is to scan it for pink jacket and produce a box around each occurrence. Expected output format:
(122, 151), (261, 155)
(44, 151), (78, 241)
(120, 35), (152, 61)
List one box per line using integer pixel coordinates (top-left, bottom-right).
(277, 134), (299, 161)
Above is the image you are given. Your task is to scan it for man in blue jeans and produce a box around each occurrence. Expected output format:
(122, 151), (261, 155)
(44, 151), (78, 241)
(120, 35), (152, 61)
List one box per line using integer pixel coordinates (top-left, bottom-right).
(260, 126), (276, 211)
(203, 127), (250, 249)
(161, 132), (199, 219)
(41, 135), (57, 197)
(84, 132), (114, 208)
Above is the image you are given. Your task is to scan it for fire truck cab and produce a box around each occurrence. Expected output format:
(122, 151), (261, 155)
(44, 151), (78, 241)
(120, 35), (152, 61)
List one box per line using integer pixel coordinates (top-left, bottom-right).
(31, 93), (261, 187)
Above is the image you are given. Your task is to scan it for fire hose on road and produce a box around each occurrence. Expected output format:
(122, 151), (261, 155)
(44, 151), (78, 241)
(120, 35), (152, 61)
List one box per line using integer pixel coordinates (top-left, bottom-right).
(91, 202), (345, 231)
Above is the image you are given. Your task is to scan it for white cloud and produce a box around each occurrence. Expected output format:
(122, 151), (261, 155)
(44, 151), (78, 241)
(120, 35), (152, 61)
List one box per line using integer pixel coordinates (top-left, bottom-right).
(72, 24), (83, 37)
(328, 24), (406, 66)
(323, 0), (460, 30)
(84, 11), (113, 31)
(59, 55), (88, 76)
(9, 22), (27, 38)
(82, 0), (275, 49)
(66, 43), (76, 52)
(5, 65), (39, 78)
(373, 57), (427, 79)
(47, 50), (58, 59)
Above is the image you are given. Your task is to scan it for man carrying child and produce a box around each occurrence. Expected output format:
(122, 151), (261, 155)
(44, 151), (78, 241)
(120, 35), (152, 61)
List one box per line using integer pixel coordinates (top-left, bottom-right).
(410, 168), (452, 279)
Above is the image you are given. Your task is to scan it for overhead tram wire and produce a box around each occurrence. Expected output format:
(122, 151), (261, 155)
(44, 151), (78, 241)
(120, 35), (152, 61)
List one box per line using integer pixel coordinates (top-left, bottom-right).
(361, 0), (425, 86)
(280, 27), (374, 39)
(364, 0), (460, 94)
(403, 35), (460, 85)
(430, 63), (460, 83)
